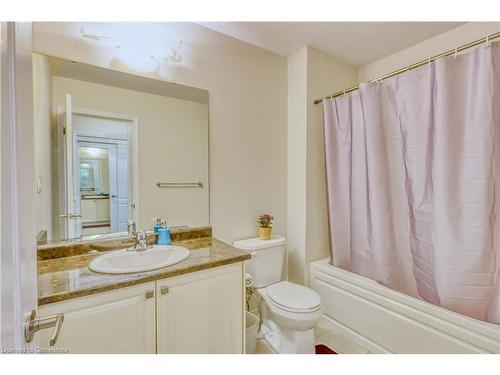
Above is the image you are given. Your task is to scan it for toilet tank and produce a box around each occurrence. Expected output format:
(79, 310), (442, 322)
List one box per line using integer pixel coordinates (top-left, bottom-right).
(233, 235), (286, 288)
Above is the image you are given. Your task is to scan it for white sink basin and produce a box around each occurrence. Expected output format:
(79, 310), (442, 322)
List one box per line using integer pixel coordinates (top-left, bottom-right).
(89, 245), (190, 274)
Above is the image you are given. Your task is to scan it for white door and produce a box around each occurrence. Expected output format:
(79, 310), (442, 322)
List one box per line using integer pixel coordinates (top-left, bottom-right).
(116, 143), (129, 232)
(98, 141), (129, 233)
(64, 94), (82, 239)
(106, 142), (118, 232)
(57, 95), (82, 239)
(0, 22), (39, 350)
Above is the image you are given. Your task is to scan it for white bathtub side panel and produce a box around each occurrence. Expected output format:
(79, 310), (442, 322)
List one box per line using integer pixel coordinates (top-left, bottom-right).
(310, 259), (500, 354)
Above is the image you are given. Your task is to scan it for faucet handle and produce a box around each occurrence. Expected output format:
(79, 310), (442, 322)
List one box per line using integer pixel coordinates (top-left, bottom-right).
(128, 221), (136, 235)
(136, 230), (149, 250)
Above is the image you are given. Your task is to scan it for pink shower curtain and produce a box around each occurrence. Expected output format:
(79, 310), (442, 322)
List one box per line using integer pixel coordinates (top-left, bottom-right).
(323, 41), (500, 324)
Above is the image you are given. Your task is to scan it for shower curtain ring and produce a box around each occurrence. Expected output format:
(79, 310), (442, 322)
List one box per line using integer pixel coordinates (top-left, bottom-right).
(343, 89), (346, 96)
(486, 35), (490, 48)
(428, 57), (432, 65)
(454, 47), (458, 58)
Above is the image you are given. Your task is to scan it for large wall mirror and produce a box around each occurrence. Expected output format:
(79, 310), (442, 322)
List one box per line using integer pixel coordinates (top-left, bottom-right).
(33, 53), (209, 243)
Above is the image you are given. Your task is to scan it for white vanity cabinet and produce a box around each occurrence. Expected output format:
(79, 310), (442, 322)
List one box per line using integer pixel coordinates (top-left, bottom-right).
(38, 263), (244, 354)
(38, 282), (156, 354)
(95, 199), (110, 221)
(81, 198), (110, 223)
(80, 199), (95, 222)
(156, 262), (244, 354)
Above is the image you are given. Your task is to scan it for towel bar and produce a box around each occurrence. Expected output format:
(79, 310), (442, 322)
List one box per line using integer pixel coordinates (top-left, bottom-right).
(155, 181), (203, 188)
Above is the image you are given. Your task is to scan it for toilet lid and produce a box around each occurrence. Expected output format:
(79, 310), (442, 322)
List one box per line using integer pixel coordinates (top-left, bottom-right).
(267, 281), (321, 312)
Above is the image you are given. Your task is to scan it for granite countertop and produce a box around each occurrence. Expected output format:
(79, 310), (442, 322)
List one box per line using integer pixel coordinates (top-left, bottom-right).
(38, 234), (250, 306)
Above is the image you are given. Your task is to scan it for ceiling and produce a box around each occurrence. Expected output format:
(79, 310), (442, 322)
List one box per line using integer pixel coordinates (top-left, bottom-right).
(197, 22), (465, 66)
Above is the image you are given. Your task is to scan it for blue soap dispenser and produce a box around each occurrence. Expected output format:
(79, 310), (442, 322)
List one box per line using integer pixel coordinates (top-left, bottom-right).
(157, 219), (171, 246)
(153, 217), (162, 233)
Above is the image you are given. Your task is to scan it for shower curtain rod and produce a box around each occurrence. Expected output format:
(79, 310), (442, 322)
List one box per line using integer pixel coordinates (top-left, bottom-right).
(314, 31), (500, 105)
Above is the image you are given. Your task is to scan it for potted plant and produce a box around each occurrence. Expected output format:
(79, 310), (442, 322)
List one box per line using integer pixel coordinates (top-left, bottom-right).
(257, 214), (274, 240)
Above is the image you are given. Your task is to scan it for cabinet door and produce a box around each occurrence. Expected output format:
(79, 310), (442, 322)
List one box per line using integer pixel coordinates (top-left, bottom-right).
(39, 282), (156, 354)
(95, 199), (110, 221)
(80, 199), (96, 223)
(156, 263), (244, 354)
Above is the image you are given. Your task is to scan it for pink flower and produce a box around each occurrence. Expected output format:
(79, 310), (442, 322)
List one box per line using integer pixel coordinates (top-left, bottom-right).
(258, 213), (274, 228)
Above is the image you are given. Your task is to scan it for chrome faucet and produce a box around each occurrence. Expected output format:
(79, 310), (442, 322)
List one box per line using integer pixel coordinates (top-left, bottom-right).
(127, 221), (150, 251)
(135, 230), (149, 251)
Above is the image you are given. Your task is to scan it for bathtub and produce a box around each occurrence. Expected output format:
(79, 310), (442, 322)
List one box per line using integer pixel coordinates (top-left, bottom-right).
(309, 259), (500, 353)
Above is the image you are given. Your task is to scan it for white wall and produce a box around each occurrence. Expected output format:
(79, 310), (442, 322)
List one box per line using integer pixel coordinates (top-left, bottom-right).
(33, 22), (288, 244)
(287, 47), (358, 284)
(358, 22), (500, 81)
(287, 47), (308, 284)
(52, 76), (210, 229)
(33, 53), (53, 240)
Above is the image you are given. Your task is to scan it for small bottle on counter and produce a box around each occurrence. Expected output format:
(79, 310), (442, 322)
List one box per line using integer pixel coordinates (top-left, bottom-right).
(157, 219), (171, 246)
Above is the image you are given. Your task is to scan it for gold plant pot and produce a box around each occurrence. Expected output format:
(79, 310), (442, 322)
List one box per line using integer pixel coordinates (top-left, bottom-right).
(258, 226), (272, 240)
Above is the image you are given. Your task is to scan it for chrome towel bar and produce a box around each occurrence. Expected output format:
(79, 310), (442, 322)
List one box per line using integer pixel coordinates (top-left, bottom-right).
(155, 181), (203, 188)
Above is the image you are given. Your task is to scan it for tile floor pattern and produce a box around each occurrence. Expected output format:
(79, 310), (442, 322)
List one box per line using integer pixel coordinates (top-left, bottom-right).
(254, 318), (370, 354)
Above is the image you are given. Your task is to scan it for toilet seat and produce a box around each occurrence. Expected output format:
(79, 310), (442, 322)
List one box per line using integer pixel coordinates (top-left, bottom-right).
(266, 281), (321, 314)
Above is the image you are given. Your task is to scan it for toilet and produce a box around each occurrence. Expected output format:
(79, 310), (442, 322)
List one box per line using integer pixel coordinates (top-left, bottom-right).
(233, 235), (323, 354)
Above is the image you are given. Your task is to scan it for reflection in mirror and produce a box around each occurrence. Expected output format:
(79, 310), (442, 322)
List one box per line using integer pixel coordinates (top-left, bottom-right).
(78, 145), (114, 236)
(33, 53), (209, 243)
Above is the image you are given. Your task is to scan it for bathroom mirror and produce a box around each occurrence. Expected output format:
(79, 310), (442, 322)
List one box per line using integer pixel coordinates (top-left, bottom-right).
(33, 53), (210, 243)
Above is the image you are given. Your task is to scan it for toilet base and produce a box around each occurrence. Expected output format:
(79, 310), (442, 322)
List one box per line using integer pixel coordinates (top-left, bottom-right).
(261, 323), (316, 354)
(280, 325), (316, 354)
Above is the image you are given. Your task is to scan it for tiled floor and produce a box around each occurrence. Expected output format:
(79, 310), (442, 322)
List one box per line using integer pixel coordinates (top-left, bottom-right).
(314, 319), (369, 354)
(254, 318), (370, 354)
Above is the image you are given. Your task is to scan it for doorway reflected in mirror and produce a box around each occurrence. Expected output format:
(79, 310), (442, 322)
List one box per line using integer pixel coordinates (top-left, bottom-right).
(33, 53), (209, 243)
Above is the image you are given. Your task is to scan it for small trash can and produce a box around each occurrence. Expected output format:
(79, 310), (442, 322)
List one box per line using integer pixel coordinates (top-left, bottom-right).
(245, 311), (260, 354)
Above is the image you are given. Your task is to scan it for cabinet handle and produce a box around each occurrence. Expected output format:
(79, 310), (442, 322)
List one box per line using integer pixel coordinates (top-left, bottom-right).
(145, 290), (154, 299)
(160, 286), (169, 295)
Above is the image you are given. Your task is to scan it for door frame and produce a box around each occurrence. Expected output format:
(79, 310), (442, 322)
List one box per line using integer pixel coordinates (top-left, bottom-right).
(0, 22), (38, 350)
(56, 106), (139, 238)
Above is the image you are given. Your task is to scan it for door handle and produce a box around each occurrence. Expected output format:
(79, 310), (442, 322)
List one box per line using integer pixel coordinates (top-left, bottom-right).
(24, 309), (64, 346)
